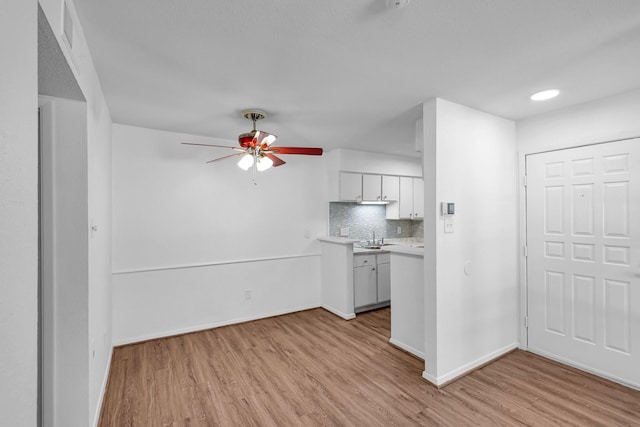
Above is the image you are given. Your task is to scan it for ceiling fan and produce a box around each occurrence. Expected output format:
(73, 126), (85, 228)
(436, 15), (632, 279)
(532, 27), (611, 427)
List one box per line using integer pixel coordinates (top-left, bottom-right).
(182, 109), (323, 172)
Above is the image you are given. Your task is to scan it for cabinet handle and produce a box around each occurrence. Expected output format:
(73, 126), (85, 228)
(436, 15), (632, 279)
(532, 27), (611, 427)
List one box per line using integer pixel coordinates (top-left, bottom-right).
(363, 260), (368, 263)
(377, 196), (381, 201)
(372, 268), (376, 271)
(383, 195), (387, 200)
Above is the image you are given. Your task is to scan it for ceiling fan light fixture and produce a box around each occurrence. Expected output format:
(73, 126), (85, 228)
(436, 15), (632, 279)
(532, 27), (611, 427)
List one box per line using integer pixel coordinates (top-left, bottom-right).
(265, 135), (276, 146)
(256, 155), (273, 172)
(237, 154), (254, 170)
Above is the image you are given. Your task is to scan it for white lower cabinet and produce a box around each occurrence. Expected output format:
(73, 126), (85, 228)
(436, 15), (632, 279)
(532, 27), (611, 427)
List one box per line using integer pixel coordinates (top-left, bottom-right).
(377, 258), (390, 301)
(354, 263), (377, 307)
(353, 252), (391, 311)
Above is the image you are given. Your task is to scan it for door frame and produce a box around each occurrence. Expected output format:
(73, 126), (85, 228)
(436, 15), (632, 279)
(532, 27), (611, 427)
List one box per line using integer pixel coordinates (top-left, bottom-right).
(518, 137), (640, 353)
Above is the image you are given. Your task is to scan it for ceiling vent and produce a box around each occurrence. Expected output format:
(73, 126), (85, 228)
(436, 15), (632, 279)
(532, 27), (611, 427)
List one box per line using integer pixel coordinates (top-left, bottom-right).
(387, 0), (410, 9)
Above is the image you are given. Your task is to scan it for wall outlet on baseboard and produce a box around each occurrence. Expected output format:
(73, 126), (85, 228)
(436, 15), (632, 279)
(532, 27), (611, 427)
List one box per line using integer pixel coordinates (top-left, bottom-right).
(244, 289), (253, 300)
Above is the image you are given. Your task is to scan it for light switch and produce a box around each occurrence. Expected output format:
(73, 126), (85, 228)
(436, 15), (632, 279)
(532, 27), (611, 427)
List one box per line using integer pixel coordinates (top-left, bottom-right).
(444, 217), (454, 233)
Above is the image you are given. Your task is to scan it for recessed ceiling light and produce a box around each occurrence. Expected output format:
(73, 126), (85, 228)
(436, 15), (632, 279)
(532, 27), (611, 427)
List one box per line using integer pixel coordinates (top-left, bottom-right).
(530, 89), (559, 101)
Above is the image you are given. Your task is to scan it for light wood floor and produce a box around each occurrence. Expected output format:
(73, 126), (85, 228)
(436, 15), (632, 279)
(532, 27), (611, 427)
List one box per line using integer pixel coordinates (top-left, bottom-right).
(99, 308), (640, 426)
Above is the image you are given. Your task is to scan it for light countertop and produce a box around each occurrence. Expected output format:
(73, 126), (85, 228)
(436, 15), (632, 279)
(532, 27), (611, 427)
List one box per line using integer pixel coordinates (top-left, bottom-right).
(318, 236), (424, 256)
(385, 245), (424, 257)
(316, 236), (360, 244)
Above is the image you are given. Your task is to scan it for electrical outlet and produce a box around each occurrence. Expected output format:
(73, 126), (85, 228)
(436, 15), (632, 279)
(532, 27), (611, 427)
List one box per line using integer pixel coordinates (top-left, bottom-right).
(340, 227), (350, 237)
(244, 289), (253, 300)
(397, 226), (402, 234)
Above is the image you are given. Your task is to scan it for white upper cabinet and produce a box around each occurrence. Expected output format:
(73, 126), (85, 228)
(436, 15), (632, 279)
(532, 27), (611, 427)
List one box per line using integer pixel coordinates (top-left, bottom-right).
(339, 172), (363, 201)
(339, 172), (420, 218)
(362, 174), (382, 201)
(397, 177), (424, 220)
(342, 173), (401, 203)
(381, 175), (399, 202)
(362, 174), (399, 202)
(398, 177), (413, 218)
(413, 178), (424, 219)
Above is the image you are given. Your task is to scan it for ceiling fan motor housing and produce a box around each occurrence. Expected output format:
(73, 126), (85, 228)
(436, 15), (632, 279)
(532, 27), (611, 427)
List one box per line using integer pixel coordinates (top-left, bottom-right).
(238, 131), (255, 148)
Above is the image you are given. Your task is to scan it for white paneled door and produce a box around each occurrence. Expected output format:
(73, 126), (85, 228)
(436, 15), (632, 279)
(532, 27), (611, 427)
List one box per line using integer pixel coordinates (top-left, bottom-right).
(526, 139), (639, 388)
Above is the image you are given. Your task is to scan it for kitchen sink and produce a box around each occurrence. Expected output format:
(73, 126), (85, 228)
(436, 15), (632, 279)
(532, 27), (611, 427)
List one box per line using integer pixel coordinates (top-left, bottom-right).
(359, 243), (392, 250)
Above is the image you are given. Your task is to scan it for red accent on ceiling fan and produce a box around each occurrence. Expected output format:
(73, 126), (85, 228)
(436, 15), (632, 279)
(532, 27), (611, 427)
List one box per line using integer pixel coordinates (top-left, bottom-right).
(264, 153), (286, 167)
(271, 147), (323, 156)
(238, 133), (254, 148)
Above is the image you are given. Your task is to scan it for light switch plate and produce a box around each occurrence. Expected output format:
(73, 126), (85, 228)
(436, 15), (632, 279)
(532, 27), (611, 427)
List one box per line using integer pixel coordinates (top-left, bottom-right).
(444, 217), (454, 233)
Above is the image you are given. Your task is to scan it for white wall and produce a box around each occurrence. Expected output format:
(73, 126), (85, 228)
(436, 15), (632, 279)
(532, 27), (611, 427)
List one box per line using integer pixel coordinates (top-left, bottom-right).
(423, 98), (519, 385)
(0, 1), (38, 425)
(517, 88), (640, 153)
(38, 1), (114, 424)
(319, 241), (355, 320)
(390, 252), (424, 359)
(112, 124), (325, 343)
(39, 96), (89, 427)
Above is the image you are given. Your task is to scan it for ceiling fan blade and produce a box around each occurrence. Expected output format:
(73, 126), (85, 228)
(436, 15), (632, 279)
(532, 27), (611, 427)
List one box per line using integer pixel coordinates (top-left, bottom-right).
(264, 153), (286, 167)
(205, 152), (245, 163)
(182, 142), (238, 150)
(253, 130), (277, 148)
(270, 147), (323, 156)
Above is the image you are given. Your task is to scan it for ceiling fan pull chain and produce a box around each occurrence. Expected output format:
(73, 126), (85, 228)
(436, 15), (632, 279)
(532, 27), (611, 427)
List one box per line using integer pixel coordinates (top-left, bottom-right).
(252, 156), (258, 185)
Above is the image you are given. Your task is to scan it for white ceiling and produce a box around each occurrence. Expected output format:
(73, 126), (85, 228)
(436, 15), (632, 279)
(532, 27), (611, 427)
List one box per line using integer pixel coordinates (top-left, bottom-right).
(74, 0), (640, 157)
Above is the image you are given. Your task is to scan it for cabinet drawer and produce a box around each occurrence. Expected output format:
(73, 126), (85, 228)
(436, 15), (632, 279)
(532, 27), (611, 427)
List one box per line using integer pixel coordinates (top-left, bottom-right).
(353, 254), (376, 267)
(377, 252), (390, 264)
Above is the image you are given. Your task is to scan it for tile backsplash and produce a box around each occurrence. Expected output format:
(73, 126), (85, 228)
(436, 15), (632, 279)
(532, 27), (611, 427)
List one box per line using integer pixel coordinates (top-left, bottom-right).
(329, 202), (423, 241)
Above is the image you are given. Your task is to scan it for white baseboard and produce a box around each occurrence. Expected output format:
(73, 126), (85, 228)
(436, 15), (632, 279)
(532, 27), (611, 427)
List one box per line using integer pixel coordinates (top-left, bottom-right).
(321, 305), (356, 320)
(92, 345), (114, 427)
(527, 346), (640, 391)
(113, 304), (320, 346)
(389, 338), (424, 360)
(422, 342), (518, 387)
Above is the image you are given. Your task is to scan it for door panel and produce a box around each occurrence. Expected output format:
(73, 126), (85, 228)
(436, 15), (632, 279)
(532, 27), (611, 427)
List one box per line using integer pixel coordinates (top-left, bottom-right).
(526, 138), (639, 387)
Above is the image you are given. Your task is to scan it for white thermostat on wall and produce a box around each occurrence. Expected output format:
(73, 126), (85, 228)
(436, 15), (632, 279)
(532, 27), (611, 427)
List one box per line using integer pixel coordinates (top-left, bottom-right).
(441, 202), (455, 216)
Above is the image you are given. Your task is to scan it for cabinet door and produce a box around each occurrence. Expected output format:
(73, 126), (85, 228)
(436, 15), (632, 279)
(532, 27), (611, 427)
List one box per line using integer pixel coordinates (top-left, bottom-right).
(381, 175), (399, 202)
(354, 266), (377, 307)
(398, 176), (414, 219)
(339, 172), (362, 201)
(377, 261), (391, 302)
(362, 174), (382, 201)
(412, 178), (424, 219)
